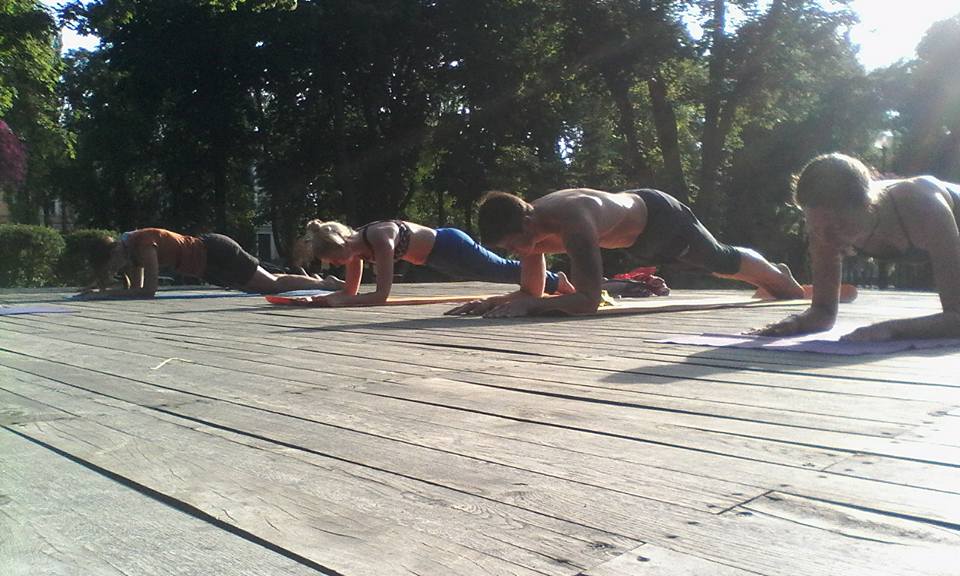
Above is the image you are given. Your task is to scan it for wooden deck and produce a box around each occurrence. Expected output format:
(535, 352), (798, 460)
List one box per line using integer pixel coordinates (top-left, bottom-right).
(2, 283), (959, 576)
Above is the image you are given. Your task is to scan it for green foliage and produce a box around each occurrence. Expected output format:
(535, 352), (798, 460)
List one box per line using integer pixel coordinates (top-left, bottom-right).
(0, 223), (65, 287)
(22, 0), (946, 290)
(57, 228), (117, 287)
(1, 0), (71, 224)
(884, 14), (960, 180)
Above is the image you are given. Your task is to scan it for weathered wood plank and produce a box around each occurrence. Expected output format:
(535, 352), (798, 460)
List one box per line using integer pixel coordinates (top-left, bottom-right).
(5, 357), (957, 533)
(578, 544), (758, 576)
(0, 360), (769, 515)
(0, 428), (330, 576)
(2, 325), (927, 438)
(362, 375), (960, 467)
(5, 375), (637, 576)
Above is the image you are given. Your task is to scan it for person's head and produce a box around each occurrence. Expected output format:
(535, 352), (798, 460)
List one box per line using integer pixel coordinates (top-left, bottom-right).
(478, 191), (535, 253)
(793, 153), (877, 247)
(793, 153), (874, 211)
(303, 220), (357, 265)
(88, 234), (126, 288)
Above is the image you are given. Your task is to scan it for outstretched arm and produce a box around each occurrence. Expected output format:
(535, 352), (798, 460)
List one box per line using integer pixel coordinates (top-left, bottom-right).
(843, 196), (960, 341)
(752, 236), (840, 336)
(320, 234), (395, 307)
(75, 246), (159, 299)
(484, 230), (602, 317)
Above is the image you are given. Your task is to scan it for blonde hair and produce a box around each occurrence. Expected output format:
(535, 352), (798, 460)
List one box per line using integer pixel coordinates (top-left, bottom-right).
(303, 220), (356, 260)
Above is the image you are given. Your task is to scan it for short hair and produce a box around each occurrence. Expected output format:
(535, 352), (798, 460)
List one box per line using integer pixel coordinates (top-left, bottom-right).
(478, 191), (532, 246)
(304, 220), (355, 259)
(793, 153), (872, 210)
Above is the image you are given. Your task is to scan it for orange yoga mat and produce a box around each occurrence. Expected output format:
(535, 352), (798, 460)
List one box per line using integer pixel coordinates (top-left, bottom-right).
(265, 293), (494, 307)
(594, 284), (856, 316)
(265, 283), (856, 312)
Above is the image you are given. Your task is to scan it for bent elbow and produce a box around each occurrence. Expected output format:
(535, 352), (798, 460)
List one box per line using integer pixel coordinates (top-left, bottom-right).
(571, 292), (602, 314)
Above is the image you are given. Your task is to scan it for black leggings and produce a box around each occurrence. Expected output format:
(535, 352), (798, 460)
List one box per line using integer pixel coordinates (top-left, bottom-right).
(200, 234), (260, 288)
(627, 189), (741, 275)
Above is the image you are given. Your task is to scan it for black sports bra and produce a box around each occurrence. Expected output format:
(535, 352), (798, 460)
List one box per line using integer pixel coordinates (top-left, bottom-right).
(853, 192), (927, 262)
(358, 220), (412, 261)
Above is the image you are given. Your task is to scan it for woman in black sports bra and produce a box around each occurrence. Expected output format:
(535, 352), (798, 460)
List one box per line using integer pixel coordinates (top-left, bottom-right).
(756, 153), (960, 342)
(299, 219), (574, 306)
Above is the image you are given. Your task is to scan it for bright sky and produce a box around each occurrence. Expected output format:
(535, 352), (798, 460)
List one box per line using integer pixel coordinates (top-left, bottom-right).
(43, 1), (960, 71)
(848, 0), (960, 69)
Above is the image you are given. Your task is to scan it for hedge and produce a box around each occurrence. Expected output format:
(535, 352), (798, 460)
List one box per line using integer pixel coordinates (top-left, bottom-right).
(0, 224), (66, 288)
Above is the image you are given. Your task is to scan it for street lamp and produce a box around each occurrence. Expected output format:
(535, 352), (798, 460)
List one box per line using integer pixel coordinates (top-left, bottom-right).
(874, 131), (893, 173)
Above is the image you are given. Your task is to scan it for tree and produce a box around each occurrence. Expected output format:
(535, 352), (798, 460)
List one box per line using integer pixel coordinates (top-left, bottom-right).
(0, 0), (71, 225)
(558, 0), (690, 199)
(890, 15), (960, 181)
(688, 0), (860, 229)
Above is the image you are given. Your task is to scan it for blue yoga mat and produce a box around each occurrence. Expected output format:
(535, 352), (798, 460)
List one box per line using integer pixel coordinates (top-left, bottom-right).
(66, 291), (261, 300)
(274, 289), (333, 298)
(0, 305), (75, 316)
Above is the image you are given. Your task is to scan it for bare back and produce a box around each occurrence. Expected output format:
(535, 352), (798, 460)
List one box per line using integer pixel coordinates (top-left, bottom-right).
(529, 188), (647, 252)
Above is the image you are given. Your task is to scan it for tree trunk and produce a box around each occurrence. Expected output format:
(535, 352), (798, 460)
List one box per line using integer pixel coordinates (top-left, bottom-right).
(331, 80), (358, 223)
(213, 151), (228, 233)
(646, 72), (688, 202)
(603, 71), (655, 186)
(697, 0), (727, 227)
(437, 188), (446, 227)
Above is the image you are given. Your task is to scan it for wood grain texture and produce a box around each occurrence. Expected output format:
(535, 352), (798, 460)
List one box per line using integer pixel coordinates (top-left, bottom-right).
(1, 283), (957, 576)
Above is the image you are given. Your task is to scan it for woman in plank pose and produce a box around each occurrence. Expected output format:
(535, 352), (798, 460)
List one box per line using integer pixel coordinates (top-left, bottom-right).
(301, 220), (573, 306)
(78, 228), (343, 299)
(755, 153), (960, 341)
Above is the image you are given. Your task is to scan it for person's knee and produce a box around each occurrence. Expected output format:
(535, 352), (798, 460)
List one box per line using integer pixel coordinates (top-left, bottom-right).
(702, 245), (742, 275)
(243, 267), (278, 293)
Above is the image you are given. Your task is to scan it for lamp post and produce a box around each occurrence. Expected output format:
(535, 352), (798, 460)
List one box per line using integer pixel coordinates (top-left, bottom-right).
(874, 131), (893, 174)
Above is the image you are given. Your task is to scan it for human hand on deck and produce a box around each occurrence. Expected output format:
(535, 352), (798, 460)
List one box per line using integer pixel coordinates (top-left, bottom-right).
(445, 298), (500, 316)
(839, 323), (894, 343)
(748, 308), (834, 338)
(482, 299), (534, 318)
(309, 291), (347, 307)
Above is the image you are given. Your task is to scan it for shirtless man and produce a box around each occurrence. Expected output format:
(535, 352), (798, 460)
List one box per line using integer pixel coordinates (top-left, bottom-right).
(754, 153), (960, 342)
(447, 188), (804, 317)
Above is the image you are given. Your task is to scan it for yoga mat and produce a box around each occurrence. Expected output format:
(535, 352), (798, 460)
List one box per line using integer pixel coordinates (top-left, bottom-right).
(594, 295), (808, 316)
(273, 289), (333, 298)
(0, 305), (74, 316)
(67, 291), (260, 300)
(593, 283), (856, 317)
(266, 292), (494, 307)
(655, 325), (960, 356)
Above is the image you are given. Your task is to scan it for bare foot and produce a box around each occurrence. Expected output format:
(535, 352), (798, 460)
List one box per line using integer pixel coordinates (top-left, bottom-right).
(556, 271), (576, 294)
(756, 263), (804, 300)
(320, 275), (345, 290)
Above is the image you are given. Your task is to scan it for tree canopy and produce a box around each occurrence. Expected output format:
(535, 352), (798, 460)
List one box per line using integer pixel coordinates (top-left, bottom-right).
(3, 0), (958, 276)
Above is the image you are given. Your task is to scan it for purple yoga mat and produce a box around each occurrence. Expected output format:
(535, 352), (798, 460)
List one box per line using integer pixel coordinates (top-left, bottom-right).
(656, 324), (960, 356)
(0, 304), (75, 316)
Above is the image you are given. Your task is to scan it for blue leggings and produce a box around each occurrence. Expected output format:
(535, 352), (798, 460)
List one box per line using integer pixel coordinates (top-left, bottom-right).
(425, 228), (561, 293)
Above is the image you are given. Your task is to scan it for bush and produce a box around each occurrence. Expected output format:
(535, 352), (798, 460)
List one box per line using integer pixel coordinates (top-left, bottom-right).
(58, 228), (118, 287)
(0, 224), (66, 287)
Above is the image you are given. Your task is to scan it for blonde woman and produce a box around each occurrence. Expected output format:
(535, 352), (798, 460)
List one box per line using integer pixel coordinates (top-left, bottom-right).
(756, 153), (960, 341)
(303, 219), (572, 306)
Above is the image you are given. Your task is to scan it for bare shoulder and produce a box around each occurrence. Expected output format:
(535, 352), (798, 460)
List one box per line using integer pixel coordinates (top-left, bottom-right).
(363, 221), (400, 247)
(534, 188), (601, 216)
(884, 177), (953, 214)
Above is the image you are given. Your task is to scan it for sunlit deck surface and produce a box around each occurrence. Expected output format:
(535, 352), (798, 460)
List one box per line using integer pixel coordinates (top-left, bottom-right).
(2, 283), (959, 576)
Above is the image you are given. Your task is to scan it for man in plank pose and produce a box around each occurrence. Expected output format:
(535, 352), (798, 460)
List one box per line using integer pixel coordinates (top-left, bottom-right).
(447, 188), (804, 317)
